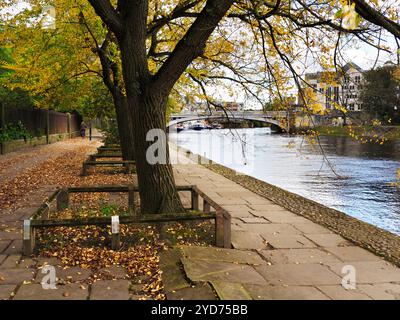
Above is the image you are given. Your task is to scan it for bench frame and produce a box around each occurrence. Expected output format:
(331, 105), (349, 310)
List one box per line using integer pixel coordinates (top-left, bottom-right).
(23, 185), (231, 255)
(81, 158), (135, 176)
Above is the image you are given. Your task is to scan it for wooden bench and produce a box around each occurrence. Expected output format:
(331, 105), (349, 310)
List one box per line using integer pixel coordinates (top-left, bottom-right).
(97, 146), (122, 154)
(23, 185), (231, 255)
(81, 159), (135, 176)
(89, 154), (123, 161)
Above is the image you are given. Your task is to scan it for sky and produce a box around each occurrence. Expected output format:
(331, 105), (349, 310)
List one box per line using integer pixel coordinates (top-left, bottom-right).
(1, 1), (399, 109)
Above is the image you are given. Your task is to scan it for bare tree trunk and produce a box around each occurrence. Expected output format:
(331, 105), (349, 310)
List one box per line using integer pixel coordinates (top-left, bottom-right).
(114, 94), (135, 161)
(119, 25), (185, 214)
(128, 93), (184, 213)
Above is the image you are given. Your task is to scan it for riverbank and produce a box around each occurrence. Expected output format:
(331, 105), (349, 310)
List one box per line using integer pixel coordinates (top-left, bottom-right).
(310, 125), (400, 141)
(176, 145), (400, 268)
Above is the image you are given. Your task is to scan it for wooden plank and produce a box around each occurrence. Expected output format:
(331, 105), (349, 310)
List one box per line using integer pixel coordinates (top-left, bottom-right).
(30, 212), (216, 227)
(85, 161), (135, 165)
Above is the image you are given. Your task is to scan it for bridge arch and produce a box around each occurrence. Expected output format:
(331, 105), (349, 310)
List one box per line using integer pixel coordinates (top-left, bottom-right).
(167, 115), (286, 131)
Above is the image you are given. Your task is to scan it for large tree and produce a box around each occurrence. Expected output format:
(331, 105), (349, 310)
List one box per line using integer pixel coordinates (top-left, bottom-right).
(2, 0), (399, 213)
(360, 64), (400, 123)
(86, 0), (399, 214)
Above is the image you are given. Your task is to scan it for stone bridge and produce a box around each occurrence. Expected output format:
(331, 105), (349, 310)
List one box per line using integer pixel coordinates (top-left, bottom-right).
(168, 111), (289, 131)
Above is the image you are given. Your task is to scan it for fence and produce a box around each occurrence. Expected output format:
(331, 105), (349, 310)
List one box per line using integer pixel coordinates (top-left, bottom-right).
(0, 106), (82, 154)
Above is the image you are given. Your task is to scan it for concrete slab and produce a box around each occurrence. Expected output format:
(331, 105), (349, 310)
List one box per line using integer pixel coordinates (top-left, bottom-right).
(317, 285), (372, 300)
(255, 263), (342, 286)
(231, 231), (267, 250)
(0, 268), (35, 285)
(0, 284), (17, 300)
(90, 280), (131, 300)
(326, 261), (400, 284)
(304, 234), (354, 247)
(263, 235), (318, 249)
(291, 222), (333, 234)
(180, 246), (265, 265)
(211, 281), (252, 300)
(260, 248), (342, 265)
(166, 283), (216, 300)
(14, 283), (88, 300)
(358, 283), (400, 300)
(325, 246), (384, 262)
(244, 284), (329, 300)
(182, 258), (267, 285)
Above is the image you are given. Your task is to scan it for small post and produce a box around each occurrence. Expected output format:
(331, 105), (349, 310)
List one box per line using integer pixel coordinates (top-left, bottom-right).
(203, 199), (211, 213)
(215, 210), (224, 247)
(128, 186), (136, 215)
(23, 220), (34, 256)
(124, 162), (130, 174)
(81, 162), (88, 176)
(46, 109), (50, 144)
(67, 113), (71, 138)
(57, 189), (69, 210)
(191, 189), (199, 211)
(111, 215), (120, 250)
(89, 122), (92, 141)
(223, 212), (231, 249)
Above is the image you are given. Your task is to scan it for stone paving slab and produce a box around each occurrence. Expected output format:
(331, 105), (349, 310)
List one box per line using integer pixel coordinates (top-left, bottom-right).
(290, 221), (333, 234)
(14, 283), (88, 300)
(0, 255), (7, 265)
(262, 234), (318, 249)
(0, 231), (21, 240)
(0, 284), (17, 300)
(254, 263), (342, 286)
(316, 285), (372, 300)
(0, 268), (35, 285)
(325, 246), (384, 262)
(257, 212), (311, 224)
(34, 266), (92, 283)
(231, 231), (267, 250)
(243, 284), (329, 300)
(2, 240), (22, 254)
(0, 240), (11, 253)
(239, 217), (269, 224)
(303, 234), (354, 248)
(326, 261), (400, 284)
(0, 254), (22, 269)
(358, 283), (400, 300)
(259, 248), (342, 265)
(166, 283), (216, 300)
(90, 280), (131, 300)
(181, 257), (267, 285)
(211, 281), (252, 300)
(180, 246), (265, 265)
(159, 249), (191, 293)
(241, 223), (301, 236)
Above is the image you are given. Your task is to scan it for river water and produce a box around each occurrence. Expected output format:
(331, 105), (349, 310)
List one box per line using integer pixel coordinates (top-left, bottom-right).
(170, 127), (400, 235)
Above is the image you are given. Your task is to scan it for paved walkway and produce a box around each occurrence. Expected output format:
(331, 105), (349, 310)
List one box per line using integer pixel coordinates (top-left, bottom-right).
(169, 149), (400, 300)
(1, 140), (400, 299)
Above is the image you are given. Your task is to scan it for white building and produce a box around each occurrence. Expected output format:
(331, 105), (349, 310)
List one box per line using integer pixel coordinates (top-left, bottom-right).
(302, 62), (364, 112)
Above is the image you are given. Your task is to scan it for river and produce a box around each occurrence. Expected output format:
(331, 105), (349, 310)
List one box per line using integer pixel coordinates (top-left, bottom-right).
(170, 127), (400, 235)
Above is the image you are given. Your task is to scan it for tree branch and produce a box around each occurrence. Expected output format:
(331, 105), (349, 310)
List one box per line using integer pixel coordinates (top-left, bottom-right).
(352, 0), (400, 38)
(152, 0), (234, 93)
(87, 0), (122, 35)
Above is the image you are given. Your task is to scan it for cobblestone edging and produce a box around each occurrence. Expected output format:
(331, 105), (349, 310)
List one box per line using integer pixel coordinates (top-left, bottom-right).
(175, 146), (400, 267)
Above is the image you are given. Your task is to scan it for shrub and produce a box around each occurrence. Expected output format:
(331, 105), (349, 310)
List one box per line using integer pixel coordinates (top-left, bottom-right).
(102, 120), (120, 145)
(0, 121), (32, 143)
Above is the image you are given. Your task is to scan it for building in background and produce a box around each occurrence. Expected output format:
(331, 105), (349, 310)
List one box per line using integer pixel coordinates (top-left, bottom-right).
(299, 62), (364, 112)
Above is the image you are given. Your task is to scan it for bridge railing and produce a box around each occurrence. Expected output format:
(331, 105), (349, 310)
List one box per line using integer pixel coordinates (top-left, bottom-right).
(171, 110), (288, 118)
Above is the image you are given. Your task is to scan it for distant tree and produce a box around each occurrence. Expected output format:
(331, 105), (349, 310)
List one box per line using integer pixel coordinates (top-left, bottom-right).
(359, 65), (400, 124)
